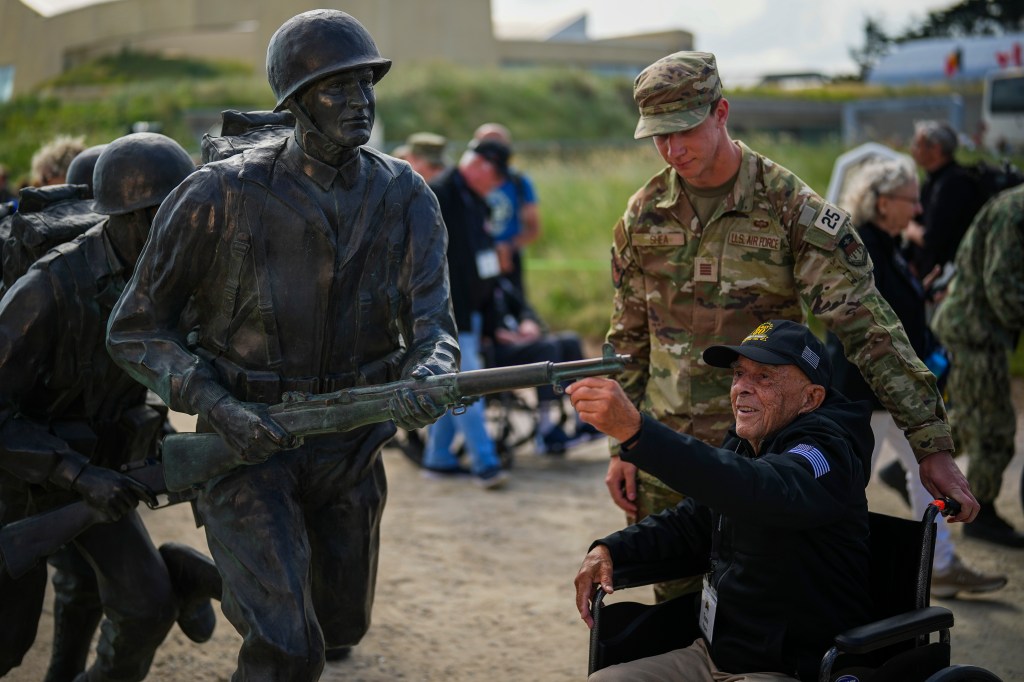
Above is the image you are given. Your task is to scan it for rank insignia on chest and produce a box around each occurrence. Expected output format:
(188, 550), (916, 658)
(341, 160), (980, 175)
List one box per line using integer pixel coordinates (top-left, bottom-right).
(694, 256), (718, 282)
(838, 233), (868, 267)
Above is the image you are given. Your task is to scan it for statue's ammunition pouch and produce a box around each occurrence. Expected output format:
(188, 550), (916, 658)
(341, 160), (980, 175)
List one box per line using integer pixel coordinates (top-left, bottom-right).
(50, 400), (165, 472)
(195, 347), (406, 403)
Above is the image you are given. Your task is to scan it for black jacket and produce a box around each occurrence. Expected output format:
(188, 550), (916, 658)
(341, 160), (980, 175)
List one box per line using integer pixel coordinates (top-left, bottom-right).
(830, 222), (939, 408)
(429, 168), (497, 332)
(597, 392), (873, 680)
(905, 160), (985, 277)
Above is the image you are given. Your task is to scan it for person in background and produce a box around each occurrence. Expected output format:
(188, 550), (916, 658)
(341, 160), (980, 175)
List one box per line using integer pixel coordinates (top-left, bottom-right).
(932, 184), (1024, 549)
(403, 132), (448, 183)
(29, 135), (87, 187)
(828, 157), (1006, 597)
(903, 120), (986, 283)
(0, 164), (15, 203)
(472, 122), (541, 296)
(422, 138), (510, 489)
(480, 276), (600, 455)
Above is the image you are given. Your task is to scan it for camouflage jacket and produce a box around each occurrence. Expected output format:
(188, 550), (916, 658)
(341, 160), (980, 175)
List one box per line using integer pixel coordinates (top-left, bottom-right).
(932, 184), (1024, 351)
(607, 141), (950, 482)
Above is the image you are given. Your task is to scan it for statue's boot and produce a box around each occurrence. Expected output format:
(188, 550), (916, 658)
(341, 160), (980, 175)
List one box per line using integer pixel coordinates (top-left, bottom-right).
(158, 543), (223, 643)
(43, 598), (101, 682)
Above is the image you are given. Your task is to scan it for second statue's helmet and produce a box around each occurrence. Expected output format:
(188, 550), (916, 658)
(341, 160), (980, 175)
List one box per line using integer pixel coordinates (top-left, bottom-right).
(267, 9), (392, 112)
(92, 132), (195, 216)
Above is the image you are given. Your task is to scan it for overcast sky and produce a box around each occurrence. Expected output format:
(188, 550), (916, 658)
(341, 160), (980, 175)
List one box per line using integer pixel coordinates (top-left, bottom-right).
(492, 0), (957, 81)
(24, 0), (957, 81)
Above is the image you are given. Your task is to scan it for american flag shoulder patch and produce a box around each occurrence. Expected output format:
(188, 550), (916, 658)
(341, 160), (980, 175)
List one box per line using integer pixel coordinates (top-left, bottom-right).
(788, 444), (830, 478)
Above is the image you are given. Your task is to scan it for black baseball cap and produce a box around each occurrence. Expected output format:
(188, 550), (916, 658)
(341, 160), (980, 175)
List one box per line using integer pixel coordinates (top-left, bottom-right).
(703, 320), (832, 387)
(468, 138), (510, 179)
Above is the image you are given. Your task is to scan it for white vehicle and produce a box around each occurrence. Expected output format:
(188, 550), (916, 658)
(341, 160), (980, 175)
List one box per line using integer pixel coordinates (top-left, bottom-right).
(982, 68), (1024, 154)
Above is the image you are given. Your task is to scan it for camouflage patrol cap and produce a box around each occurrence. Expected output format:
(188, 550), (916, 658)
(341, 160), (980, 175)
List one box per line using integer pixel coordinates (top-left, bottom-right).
(406, 132), (448, 165)
(633, 51), (722, 139)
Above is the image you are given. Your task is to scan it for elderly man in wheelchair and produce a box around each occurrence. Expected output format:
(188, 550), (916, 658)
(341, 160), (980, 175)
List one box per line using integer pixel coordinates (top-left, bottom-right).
(566, 320), (999, 682)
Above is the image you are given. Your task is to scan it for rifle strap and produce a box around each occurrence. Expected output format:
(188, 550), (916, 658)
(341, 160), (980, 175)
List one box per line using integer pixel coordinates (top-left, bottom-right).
(205, 229), (251, 353)
(44, 240), (100, 417)
(243, 189), (284, 372)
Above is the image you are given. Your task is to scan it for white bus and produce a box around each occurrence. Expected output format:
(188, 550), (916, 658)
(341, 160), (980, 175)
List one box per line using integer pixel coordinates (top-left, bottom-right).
(982, 68), (1024, 154)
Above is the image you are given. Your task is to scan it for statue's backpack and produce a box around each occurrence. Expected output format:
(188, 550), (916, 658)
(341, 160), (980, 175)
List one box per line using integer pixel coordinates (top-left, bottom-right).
(200, 109), (296, 163)
(0, 184), (101, 292)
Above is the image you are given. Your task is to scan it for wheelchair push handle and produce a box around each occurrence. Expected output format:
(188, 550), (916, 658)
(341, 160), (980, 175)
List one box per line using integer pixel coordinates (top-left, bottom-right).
(930, 497), (961, 518)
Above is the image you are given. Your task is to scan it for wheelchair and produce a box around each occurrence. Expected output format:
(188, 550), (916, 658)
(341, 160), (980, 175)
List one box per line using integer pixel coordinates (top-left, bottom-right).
(588, 499), (1002, 681)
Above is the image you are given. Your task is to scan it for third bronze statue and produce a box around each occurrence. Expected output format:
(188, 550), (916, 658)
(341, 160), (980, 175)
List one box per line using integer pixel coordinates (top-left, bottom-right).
(107, 9), (459, 680)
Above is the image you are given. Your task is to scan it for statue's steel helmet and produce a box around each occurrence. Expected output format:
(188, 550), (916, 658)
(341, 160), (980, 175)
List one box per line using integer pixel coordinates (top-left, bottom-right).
(65, 143), (108, 191)
(92, 133), (195, 216)
(267, 9), (392, 113)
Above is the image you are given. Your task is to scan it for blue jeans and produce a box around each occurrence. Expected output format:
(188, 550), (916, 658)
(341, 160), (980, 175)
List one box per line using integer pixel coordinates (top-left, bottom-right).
(423, 320), (500, 475)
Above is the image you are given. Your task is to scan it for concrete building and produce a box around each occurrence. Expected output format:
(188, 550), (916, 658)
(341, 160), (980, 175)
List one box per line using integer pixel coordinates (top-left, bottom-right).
(0, 0), (692, 101)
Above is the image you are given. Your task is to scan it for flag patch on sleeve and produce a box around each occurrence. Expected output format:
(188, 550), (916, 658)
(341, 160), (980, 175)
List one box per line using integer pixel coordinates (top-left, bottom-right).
(788, 444), (830, 478)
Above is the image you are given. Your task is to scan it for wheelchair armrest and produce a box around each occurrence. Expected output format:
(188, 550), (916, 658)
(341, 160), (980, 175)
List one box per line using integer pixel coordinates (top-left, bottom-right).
(611, 559), (705, 590)
(833, 606), (954, 654)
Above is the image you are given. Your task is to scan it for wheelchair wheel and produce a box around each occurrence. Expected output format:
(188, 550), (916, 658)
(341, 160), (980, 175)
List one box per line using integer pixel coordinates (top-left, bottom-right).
(485, 391), (539, 468)
(924, 664), (1004, 681)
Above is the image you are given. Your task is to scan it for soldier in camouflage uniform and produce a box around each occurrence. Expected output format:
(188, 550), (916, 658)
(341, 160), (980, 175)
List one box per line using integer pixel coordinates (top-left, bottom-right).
(932, 184), (1024, 547)
(604, 52), (977, 600)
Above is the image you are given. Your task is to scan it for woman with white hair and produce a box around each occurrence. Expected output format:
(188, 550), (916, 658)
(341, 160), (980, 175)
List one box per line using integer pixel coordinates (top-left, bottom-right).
(829, 157), (1006, 598)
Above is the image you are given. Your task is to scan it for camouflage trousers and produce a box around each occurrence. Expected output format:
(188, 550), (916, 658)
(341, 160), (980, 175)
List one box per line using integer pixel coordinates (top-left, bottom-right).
(629, 471), (703, 602)
(945, 346), (1018, 504)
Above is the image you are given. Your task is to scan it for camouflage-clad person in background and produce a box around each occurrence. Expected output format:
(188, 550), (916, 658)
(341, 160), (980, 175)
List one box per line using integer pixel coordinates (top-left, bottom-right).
(932, 184), (1024, 548)
(605, 52), (977, 601)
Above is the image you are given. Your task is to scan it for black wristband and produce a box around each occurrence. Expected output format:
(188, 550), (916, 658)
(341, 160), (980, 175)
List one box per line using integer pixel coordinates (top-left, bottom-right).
(618, 418), (643, 452)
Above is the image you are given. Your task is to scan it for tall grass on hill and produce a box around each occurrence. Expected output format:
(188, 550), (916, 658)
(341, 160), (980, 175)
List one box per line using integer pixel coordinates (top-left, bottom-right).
(518, 144), (664, 340)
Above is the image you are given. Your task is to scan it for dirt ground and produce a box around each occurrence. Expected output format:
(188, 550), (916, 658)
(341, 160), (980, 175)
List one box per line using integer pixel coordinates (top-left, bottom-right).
(11, 383), (1024, 681)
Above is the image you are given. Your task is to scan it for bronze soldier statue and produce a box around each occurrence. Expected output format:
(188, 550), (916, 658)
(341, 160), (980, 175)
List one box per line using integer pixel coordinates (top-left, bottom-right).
(108, 10), (458, 679)
(0, 132), (217, 681)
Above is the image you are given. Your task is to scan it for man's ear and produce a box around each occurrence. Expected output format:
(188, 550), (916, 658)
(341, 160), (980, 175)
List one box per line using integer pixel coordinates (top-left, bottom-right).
(714, 98), (730, 127)
(799, 384), (826, 415)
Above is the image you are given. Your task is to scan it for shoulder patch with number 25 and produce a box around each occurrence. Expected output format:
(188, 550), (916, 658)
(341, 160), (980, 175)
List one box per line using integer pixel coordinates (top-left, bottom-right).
(812, 204), (849, 236)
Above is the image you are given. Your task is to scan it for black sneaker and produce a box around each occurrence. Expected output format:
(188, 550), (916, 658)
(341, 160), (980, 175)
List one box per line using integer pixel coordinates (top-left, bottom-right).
(963, 503), (1024, 548)
(421, 464), (472, 480)
(878, 460), (910, 507)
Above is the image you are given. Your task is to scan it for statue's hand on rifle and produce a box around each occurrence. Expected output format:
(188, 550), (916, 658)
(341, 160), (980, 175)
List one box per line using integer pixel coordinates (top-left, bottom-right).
(72, 464), (157, 522)
(389, 364), (446, 430)
(208, 395), (297, 464)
